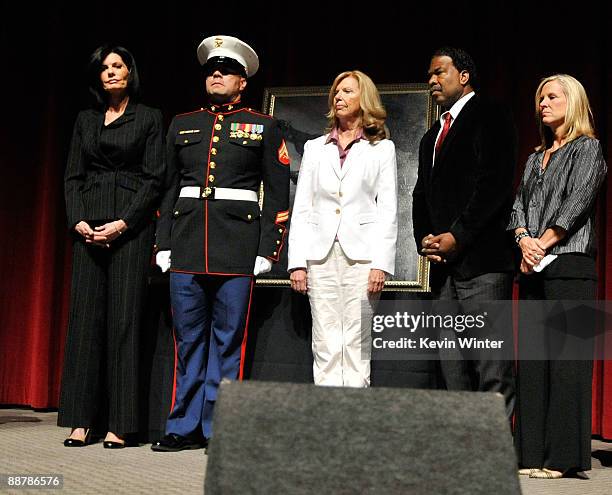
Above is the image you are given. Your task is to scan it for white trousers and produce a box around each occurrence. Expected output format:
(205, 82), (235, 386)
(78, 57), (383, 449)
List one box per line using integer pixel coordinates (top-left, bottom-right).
(307, 242), (379, 387)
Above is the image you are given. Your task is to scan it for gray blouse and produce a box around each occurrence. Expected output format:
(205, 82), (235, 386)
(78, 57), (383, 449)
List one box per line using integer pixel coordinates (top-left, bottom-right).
(508, 136), (607, 256)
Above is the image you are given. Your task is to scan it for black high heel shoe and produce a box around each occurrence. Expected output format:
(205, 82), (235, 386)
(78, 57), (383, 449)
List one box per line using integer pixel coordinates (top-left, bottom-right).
(103, 433), (138, 449)
(63, 428), (91, 447)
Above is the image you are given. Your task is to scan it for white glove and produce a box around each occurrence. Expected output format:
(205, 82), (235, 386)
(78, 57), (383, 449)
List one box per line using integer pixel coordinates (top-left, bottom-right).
(155, 250), (171, 273)
(253, 256), (272, 276)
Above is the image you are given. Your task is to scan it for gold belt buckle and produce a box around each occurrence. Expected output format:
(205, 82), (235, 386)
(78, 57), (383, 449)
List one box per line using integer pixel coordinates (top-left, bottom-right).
(201, 186), (215, 199)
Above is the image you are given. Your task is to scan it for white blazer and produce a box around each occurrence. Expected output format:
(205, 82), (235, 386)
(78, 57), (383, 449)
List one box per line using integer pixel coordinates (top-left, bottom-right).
(288, 135), (398, 275)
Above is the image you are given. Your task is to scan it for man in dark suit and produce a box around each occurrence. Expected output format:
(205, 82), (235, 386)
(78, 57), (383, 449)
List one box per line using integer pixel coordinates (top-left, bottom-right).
(151, 35), (289, 452)
(412, 47), (516, 415)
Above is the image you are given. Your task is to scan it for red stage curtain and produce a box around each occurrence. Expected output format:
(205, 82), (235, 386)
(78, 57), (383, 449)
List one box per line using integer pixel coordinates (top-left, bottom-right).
(592, 174), (612, 438)
(0, 96), (71, 409)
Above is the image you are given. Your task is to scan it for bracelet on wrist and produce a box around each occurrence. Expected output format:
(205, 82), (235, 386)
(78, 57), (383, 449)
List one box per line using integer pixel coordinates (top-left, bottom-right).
(514, 231), (531, 245)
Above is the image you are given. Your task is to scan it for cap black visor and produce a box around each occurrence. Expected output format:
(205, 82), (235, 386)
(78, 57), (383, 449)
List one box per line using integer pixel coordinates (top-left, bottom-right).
(202, 56), (246, 77)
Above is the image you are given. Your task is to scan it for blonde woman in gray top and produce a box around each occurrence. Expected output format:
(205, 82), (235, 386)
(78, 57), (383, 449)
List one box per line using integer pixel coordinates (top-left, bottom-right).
(509, 74), (607, 478)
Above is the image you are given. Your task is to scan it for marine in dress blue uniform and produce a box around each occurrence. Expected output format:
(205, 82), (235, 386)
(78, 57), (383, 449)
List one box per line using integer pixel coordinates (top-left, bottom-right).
(152, 36), (289, 452)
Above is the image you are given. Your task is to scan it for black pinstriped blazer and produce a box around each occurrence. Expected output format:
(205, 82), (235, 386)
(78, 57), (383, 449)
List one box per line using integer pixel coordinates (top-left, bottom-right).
(64, 101), (165, 231)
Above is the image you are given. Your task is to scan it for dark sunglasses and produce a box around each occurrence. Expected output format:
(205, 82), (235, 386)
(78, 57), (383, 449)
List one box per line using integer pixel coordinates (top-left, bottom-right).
(204, 66), (244, 77)
(202, 57), (246, 78)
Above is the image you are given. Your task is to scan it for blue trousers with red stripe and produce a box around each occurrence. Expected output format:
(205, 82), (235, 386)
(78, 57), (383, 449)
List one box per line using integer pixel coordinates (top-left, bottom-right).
(165, 273), (253, 439)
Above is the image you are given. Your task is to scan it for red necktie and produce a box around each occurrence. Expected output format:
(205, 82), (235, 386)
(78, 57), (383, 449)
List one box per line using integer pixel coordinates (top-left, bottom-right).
(435, 112), (452, 154)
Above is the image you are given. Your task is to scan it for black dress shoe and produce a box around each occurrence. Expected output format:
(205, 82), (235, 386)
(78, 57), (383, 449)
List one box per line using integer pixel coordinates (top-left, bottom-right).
(103, 440), (123, 449)
(103, 439), (138, 449)
(151, 433), (205, 452)
(63, 429), (91, 447)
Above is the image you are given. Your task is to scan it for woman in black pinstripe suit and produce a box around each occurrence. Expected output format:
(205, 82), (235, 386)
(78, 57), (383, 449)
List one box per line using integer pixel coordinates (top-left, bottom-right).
(58, 45), (165, 448)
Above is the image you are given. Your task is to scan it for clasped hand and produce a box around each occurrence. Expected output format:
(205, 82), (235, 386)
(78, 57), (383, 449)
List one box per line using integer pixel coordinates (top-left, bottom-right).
(75, 220), (126, 248)
(420, 232), (457, 263)
(518, 236), (546, 274)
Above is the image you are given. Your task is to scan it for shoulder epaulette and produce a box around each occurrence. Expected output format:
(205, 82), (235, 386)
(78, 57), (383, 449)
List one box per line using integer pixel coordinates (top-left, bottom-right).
(176, 108), (206, 117)
(244, 108), (274, 119)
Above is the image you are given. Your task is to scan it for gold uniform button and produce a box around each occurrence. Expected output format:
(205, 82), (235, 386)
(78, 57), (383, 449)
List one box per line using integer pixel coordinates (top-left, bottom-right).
(335, 208), (341, 214)
(247, 214), (252, 220)
(210, 163), (216, 169)
(211, 148), (217, 155)
(211, 106), (217, 112)
(183, 139), (189, 143)
(276, 240), (281, 245)
(174, 211), (179, 216)
(243, 140), (248, 145)
(273, 251), (278, 256)
(215, 124), (222, 131)
(218, 115), (224, 121)
(208, 175), (215, 182)
(213, 136), (220, 142)
(278, 229), (283, 234)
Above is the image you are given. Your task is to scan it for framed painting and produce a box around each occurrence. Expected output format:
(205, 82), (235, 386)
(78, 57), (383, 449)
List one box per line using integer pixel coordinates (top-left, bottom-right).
(256, 84), (437, 292)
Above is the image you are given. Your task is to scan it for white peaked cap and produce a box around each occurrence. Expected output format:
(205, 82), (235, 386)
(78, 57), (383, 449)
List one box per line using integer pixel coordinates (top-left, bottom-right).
(197, 35), (259, 77)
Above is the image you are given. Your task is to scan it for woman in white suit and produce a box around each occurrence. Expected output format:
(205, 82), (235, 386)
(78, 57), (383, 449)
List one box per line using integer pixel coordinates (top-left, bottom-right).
(288, 70), (398, 387)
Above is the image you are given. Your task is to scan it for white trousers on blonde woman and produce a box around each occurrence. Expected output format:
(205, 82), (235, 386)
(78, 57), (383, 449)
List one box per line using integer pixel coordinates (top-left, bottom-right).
(307, 241), (379, 387)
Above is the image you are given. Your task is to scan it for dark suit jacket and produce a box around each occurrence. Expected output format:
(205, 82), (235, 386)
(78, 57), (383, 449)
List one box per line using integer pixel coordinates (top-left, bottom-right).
(412, 95), (517, 283)
(64, 101), (165, 231)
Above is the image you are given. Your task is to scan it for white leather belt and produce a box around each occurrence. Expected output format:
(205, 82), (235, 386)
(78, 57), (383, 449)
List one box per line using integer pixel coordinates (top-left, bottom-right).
(179, 186), (258, 202)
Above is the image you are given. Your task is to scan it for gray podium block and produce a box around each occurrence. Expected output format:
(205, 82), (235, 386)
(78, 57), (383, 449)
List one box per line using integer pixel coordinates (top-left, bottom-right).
(205, 381), (519, 495)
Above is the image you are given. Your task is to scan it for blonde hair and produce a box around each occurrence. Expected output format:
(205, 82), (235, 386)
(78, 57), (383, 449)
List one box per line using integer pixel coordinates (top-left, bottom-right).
(326, 70), (387, 142)
(534, 73), (596, 151)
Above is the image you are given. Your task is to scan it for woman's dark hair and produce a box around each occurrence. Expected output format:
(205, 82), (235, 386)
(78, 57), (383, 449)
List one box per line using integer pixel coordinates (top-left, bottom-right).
(433, 47), (480, 90)
(87, 44), (140, 108)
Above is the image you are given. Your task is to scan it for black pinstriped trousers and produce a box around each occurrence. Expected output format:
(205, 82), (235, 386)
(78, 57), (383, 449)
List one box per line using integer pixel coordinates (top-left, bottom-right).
(58, 222), (154, 434)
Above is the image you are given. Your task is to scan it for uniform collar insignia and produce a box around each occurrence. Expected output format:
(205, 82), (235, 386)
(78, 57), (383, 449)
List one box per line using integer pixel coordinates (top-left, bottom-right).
(208, 101), (243, 113)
